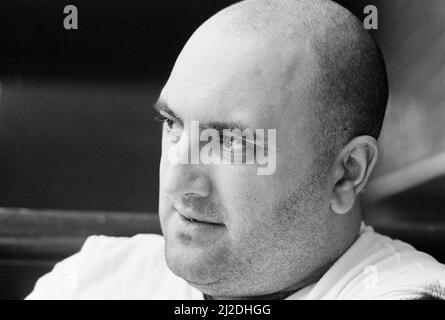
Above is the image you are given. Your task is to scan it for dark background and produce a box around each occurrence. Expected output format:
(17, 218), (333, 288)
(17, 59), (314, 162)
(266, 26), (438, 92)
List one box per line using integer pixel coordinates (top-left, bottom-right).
(0, 0), (370, 80)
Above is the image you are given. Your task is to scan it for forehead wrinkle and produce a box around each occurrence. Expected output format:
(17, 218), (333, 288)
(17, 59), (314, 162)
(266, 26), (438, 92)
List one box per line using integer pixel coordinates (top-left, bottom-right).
(179, 74), (246, 98)
(172, 33), (286, 94)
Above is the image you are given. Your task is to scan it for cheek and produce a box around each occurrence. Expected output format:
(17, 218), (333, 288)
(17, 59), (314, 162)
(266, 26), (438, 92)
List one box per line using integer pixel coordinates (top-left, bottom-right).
(159, 154), (167, 183)
(158, 139), (170, 218)
(159, 133), (171, 183)
(213, 168), (277, 236)
(211, 156), (314, 242)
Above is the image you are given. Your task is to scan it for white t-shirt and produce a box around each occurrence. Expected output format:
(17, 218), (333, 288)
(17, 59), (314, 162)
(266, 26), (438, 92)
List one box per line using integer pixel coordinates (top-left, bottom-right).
(26, 225), (445, 300)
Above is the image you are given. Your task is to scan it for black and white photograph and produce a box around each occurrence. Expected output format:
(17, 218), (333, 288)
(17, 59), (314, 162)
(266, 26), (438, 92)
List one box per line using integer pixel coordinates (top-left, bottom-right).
(1, 0), (445, 303)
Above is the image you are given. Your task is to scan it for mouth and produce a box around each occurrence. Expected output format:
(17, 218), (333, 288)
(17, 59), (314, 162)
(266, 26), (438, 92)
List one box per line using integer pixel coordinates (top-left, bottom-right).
(170, 209), (226, 242)
(172, 201), (224, 225)
(178, 212), (223, 226)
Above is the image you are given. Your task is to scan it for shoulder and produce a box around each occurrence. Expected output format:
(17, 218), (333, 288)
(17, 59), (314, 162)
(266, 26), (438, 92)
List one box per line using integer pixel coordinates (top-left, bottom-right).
(80, 233), (165, 268)
(27, 234), (201, 299)
(328, 226), (445, 299)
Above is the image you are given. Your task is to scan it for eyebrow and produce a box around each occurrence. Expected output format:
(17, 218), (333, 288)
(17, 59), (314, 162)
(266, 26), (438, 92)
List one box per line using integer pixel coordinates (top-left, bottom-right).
(154, 98), (251, 130)
(153, 99), (182, 122)
(202, 120), (250, 132)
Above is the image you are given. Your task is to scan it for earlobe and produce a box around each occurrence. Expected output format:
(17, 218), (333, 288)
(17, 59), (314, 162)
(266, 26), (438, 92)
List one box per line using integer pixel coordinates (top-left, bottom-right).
(330, 180), (355, 214)
(330, 136), (378, 215)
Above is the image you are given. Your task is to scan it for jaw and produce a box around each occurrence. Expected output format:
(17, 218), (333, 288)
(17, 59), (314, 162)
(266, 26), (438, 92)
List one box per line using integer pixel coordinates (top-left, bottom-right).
(163, 235), (230, 287)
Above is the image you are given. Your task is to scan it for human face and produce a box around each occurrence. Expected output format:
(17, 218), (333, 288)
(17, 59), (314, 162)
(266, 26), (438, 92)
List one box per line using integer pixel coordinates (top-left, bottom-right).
(157, 29), (336, 297)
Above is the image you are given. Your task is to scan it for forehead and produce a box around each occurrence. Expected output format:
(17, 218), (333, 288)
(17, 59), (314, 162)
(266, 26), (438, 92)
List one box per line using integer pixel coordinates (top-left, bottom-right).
(160, 30), (315, 131)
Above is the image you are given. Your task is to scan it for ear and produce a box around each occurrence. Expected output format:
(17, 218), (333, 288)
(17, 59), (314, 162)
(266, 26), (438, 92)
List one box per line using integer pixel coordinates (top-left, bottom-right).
(330, 136), (378, 215)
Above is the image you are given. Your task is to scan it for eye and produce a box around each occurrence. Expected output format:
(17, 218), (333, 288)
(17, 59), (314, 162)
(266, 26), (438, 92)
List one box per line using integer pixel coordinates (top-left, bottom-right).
(165, 118), (175, 130)
(155, 114), (183, 142)
(221, 133), (243, 153)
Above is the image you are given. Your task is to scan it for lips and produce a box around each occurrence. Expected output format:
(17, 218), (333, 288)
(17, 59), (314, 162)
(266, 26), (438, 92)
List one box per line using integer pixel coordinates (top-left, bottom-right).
(174, 204), (223, 225)
(178, 211), (223, 225)
(181, 214), (202, 224)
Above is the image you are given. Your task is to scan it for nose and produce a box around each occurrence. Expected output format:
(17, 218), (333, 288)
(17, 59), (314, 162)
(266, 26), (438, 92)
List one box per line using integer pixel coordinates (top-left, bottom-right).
(160, 130), (212, 199)
(161, 163), (212, 199)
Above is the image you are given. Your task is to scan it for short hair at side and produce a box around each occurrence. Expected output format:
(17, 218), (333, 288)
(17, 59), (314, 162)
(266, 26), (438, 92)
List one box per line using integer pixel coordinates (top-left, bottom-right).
(309, 0), (389, 164)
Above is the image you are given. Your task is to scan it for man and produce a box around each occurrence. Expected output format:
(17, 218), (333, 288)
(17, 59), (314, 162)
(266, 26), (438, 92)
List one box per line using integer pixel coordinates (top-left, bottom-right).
(28, 0), (445, 299)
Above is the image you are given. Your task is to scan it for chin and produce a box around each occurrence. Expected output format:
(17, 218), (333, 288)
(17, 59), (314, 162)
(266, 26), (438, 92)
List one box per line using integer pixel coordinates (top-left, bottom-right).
(164, 239), (229, 287)
(164, 242), (269, 298)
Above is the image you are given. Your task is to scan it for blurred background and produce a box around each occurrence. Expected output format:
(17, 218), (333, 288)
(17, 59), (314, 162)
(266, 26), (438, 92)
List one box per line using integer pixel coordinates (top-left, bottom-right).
(0, 0), (444, 299)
